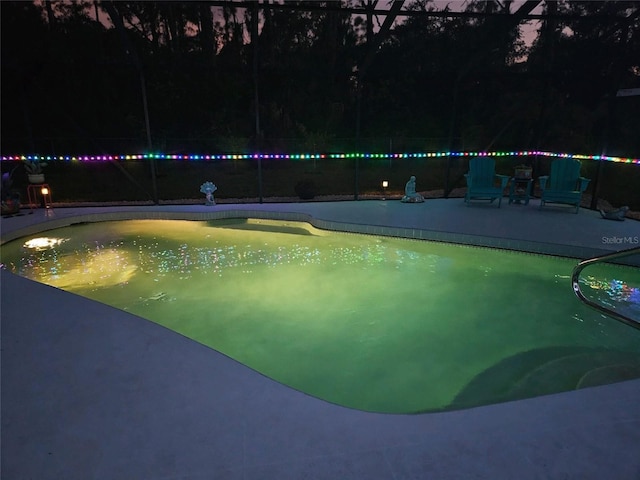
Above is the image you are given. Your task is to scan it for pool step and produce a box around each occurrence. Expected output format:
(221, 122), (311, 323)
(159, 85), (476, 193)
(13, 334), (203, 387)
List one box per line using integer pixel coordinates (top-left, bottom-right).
(507, 350), (640, 400)
(447, 346), (640, 412)
(209, 218), (318, 236)
(577, 363), (640, 389)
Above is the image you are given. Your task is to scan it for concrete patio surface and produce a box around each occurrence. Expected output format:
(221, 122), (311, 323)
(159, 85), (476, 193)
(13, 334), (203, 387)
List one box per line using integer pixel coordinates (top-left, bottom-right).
(2, 198), (640, 479)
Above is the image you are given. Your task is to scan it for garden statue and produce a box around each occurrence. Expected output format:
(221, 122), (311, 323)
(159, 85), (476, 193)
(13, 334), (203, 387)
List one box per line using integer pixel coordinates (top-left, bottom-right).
(600, 205), (629, 221)
(200, 181), (217, 206)
(401, 175), (424, 203)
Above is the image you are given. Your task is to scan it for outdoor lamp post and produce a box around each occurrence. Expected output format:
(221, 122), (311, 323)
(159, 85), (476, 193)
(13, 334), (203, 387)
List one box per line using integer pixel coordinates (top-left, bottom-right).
(40, 186), (52, 209)
(382, 180), (389, 200)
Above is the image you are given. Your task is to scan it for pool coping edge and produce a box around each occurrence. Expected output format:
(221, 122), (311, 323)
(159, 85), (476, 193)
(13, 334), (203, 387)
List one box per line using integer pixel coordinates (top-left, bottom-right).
(1, 208), (618, 261)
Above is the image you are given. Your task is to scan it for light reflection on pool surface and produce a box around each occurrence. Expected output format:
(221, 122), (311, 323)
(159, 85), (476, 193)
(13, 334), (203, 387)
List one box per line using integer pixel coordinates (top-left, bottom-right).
(2, 218), (640, 413)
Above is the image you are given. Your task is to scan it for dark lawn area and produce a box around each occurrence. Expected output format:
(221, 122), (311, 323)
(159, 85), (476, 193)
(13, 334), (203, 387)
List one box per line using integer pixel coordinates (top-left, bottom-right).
(1, 156), (639, 212)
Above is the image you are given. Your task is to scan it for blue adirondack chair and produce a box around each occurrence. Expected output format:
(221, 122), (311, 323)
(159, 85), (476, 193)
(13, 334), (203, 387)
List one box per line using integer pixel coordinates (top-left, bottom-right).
(538, 158), (590, 213)
(464, 156), (509, 208)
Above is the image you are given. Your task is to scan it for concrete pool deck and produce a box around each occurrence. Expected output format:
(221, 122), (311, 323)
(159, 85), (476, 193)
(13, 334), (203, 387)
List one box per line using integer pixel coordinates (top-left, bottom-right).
(1, 198), (640, 479)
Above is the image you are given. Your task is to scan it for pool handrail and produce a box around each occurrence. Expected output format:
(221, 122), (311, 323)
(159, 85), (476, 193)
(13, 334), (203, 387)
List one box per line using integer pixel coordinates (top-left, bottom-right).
(572, 246), (640, 330)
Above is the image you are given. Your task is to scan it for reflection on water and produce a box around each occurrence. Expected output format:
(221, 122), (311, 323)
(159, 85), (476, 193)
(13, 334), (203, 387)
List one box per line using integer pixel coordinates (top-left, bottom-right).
(2, 219), (639, 413)
(581, 275), (640, 303)
(580, 272), (640, 321)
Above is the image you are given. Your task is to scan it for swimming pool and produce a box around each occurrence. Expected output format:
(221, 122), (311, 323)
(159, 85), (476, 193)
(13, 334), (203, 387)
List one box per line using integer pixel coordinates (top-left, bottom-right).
(2, 218), (639, 413)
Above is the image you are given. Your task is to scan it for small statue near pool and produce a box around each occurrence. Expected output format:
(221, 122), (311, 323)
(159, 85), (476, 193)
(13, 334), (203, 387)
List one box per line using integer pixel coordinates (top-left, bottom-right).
(599, 205), (629, 221)
(200, 181), (217, 206)
(401, 176), (424, 203)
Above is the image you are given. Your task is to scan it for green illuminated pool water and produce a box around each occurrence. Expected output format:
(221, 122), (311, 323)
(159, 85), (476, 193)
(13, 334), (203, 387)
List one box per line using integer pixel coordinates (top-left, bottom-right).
(2, 218), (639, 413)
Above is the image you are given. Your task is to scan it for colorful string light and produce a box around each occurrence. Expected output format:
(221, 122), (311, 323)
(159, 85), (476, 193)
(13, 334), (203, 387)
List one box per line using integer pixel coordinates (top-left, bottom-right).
(0, 151), (638, 164)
